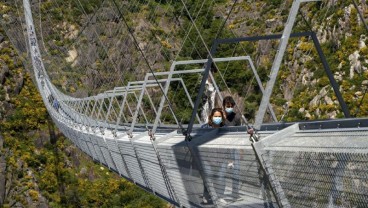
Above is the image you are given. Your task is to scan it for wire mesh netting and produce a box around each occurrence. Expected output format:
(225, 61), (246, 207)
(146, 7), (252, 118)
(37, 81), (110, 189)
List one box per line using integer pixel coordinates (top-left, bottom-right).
(254, 124), (368, 207)
(156, 127), (279, 207)
(2, 0), (368, 207)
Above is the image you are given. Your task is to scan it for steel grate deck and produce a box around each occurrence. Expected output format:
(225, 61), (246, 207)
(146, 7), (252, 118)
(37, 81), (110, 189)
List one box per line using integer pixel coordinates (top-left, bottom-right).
(254, 124), (368, 207)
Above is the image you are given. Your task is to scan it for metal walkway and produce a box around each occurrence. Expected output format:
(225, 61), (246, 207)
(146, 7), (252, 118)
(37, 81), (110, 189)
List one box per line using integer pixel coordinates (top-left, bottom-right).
(20, 0), (368, 207)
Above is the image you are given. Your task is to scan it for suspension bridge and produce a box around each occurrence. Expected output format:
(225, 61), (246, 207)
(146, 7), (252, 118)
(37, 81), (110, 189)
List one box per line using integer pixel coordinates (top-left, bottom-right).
(2, 0), (368, 207)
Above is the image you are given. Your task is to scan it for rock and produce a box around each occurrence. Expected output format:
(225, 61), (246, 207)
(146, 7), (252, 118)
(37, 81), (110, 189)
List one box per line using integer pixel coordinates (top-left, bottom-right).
(327, 0), (338, 8)
(309, 87), (329, 107)
(38, 202), (48, 208)
(201, 80), (216, 123)
(300, 55), (313, 64)
(362, 80), (368, 86)
(80, 167), (87, 175)
(265, 18), (278, 28)
(13, 75), (24, 95)
(302, 74), (309, 85)
(334, 71), (343, 81)
(317, 25), (325, 43)
(257, 40), (272, 55)
(138, 42), (147, 50)
(282, 81), (293, 101)
(2, 14), (10, 23)
(291, 60), (299, 77)
(0, 136), (5, 206)
(359, 35), (367, 49)
(34, 131), (49, 148)
(349, 51), (361, 79)
(4, 92), (10, 102)
(0, 64), (9, 84)
(301, 68), (313, 85)
(0, 41), (9, 51)
(320, 87), (328, 97)
(315, 108), (321, 117)
(65, 48), (78, 63)
(294, 50), (302, 59)
(65, 160), (72, 168)
(324, 96), (334, 105)
(355, 91), (363, 96)
(311, 79), (318, 86)
(327, 111), (337, 119)
(310, 95), (320, 107)
(299, 108), (305, 113)
(338, 18), (345, 33)
(64, 146), (73, 156)
(345, 32), (352, 39)
(345, 5), (353, 21)
(305, 111), (312, 119)
(320, 29), (327, 43)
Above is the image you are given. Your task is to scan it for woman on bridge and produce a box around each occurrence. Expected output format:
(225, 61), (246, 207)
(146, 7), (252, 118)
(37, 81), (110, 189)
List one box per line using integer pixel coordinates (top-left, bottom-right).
(201, 108), (226, 128)
(201, 108), (226, 205)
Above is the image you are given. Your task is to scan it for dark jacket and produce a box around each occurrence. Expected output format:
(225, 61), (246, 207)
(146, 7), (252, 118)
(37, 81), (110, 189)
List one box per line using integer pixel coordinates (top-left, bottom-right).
(225, 112), (241, 126)
(201, 123), (226, 128)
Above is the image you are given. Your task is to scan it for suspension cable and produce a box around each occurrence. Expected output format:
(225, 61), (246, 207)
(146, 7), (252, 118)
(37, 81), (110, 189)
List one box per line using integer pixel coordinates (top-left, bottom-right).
(111, 0), (185, 132)
(72, 0), (132, 132)
(180, 0), (255, 127)
(352, 0), (368, 32)
(208, 0), (279, 123)
(354, 83), (368, 117)
(167, 0), (215, 124)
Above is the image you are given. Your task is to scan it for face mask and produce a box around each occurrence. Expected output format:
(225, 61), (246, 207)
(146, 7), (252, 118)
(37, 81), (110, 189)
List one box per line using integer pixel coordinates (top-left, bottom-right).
(225, 107), (233, 113)
(212, 116), (222, 125)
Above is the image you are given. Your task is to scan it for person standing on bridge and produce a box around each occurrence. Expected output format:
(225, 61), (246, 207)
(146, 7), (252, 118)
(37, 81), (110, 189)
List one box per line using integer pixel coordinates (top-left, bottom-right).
(222, 96), (242, 126)
(222, 96), (254, 133)
(222, 96), (254, 200)
(201, 108), (226, 128)
(200, 108), (226, 205)
(52, 98), (59, 112)
(222, 96), (245, 201)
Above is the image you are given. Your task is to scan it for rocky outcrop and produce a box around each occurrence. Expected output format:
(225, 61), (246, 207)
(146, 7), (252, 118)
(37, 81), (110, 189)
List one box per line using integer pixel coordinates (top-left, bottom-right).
(201, 80), (216, 123)
(0, 61), (9, 84)
(0, 135), (5, 206)
(65, 47), (78, 67)
(1, 153), (49, 208)
(309, 87), (326, 107)
(349, 50), (362, 79)
(309, 87), (336, 107)
(0, 31), (51, 207)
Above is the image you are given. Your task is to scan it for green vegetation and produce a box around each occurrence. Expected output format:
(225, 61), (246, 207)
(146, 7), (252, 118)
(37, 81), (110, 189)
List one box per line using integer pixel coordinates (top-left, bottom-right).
(2, 0), (365, 123)
(1, 73), (166, 207)
(0, 27), (166, 207)
(1, 1), (368, 205)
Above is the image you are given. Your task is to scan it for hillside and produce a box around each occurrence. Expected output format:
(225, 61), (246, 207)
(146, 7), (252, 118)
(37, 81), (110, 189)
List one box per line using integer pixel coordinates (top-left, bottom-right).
(0, 0), (368, 207)
(0, 27), (166, 207)
(1, 0), (366, 122)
